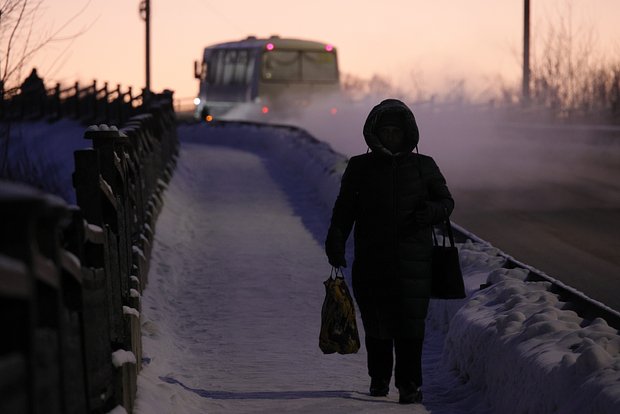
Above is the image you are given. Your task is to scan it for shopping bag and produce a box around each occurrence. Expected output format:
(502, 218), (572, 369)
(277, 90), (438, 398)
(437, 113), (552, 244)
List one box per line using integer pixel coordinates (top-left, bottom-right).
(319, 268), (361, 354)
(431, 220), (466, 299)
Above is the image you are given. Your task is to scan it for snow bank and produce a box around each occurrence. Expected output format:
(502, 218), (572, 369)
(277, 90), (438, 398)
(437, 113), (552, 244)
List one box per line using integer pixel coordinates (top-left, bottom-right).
(444, 249), (620, 414)
(425, 239), (620, 413)
(179, 121), (620, 414)
(0, 119), (88, 203)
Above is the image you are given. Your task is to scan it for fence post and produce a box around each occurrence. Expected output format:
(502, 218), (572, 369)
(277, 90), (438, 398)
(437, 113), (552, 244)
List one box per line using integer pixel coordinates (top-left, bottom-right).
(0, 183), (82, 414)
(82, 126), (142, 410)
(70, 157), (118, 411)
(53, 83), (61, 119)
(0, 183), (45, 413)
(90, 80), (97, 123)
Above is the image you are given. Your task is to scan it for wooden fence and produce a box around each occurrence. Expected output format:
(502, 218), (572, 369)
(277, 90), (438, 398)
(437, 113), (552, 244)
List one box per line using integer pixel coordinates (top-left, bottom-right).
(0, 91), (178, 413)
(0, 80), (146, 126)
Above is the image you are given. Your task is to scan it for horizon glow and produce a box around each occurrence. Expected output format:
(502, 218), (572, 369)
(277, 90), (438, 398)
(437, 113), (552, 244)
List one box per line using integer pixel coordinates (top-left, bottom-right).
(12, 0), (620, 102)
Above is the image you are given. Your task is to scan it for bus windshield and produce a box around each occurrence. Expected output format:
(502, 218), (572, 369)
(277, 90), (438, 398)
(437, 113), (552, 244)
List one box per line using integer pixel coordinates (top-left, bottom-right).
(262, 50), (337, 82)
(302, 51), (338, 81)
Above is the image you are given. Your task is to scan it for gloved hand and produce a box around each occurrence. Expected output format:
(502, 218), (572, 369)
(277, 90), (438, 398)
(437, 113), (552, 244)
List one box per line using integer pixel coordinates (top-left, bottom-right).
(327, 252), (347, 268)
(415, 202), (433, 227)
(325, 228), (347, 268)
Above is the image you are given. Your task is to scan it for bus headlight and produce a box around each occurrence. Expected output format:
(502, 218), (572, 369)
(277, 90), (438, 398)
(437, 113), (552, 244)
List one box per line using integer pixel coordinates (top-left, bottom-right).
(194, 97), (201, 106)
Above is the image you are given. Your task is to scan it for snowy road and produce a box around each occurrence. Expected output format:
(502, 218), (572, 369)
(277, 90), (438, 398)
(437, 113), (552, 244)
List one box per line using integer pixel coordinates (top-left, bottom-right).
(128, 122), (620, 414)
(134, 139), (442, 413)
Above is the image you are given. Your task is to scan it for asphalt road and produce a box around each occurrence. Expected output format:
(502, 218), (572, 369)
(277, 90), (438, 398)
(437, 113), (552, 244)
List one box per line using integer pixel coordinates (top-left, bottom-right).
(445, 125), (620, 312)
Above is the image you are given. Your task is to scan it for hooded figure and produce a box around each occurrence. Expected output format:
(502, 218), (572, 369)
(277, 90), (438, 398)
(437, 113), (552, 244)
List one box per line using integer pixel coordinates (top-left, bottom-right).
(325, 99), (454, 403)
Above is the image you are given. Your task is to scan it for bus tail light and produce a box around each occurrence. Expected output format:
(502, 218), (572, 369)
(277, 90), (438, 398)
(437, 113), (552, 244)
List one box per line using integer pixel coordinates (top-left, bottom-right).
(261, 106), (270, 114)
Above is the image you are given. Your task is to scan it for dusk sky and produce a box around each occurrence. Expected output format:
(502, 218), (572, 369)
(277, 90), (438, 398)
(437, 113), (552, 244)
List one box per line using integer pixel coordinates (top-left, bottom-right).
(21, 0), (620, 102)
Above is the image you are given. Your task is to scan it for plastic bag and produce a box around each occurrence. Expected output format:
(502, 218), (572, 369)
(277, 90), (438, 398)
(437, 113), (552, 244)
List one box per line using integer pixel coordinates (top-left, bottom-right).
(319, 268), (360, 354)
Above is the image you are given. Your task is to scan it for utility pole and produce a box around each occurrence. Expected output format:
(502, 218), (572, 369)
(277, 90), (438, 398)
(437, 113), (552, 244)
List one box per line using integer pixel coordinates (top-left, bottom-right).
(522, 0), (531, 104)
(139, 0), (151, 100)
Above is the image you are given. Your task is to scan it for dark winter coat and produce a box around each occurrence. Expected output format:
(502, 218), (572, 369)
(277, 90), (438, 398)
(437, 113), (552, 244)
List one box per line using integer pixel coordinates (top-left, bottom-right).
(325, 99), (454, 339)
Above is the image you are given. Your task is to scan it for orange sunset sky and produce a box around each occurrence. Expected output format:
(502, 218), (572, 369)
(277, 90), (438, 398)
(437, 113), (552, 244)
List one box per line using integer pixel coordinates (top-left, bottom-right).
(17, 0), (620, 102)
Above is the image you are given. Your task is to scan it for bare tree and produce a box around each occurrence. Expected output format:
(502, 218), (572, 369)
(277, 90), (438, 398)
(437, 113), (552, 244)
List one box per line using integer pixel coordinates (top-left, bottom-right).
(0, 0), (91, 95)
(528, 2), (620, 122)
(341, 73), (412, 103)
(0, 0), (91, 186)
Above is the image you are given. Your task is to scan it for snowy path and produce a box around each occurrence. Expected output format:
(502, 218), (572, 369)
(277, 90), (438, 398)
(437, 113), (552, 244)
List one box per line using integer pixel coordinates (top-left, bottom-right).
(134, 139), (436, 413)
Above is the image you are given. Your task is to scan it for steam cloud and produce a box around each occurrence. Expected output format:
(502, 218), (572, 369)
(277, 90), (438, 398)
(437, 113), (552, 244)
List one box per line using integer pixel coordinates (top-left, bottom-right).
(221, 92), (620, 211)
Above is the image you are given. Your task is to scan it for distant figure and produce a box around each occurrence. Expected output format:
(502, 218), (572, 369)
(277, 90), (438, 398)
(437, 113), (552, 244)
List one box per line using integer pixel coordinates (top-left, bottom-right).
(325, 99), (454, 404)
(20, 68), (46, 115)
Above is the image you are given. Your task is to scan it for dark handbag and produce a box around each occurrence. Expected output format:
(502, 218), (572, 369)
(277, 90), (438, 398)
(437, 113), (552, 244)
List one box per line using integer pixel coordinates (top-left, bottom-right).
(431, 219), (466, 299)
(319, 268), (361, 354)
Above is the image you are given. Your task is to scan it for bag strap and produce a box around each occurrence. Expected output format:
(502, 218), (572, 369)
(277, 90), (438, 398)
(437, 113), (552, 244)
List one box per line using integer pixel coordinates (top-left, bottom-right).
(420, 164), (455, 249)
(432, 225), (444, 247)
(444, 218), (456, 248)
(330, 266), (345, 279)
(433, 208), (455, 248)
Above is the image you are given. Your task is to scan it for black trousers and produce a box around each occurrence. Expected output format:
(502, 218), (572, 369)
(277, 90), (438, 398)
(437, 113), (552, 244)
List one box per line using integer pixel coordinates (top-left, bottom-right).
(365, 336), (424, 389)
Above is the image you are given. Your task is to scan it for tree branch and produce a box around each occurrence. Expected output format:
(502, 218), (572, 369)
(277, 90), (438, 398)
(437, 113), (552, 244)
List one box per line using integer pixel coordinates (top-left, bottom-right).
(2, 0), (28, 83)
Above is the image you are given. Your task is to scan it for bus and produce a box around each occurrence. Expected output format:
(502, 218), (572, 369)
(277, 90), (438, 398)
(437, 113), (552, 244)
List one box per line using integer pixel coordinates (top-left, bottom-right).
(193, 35), (340, 121)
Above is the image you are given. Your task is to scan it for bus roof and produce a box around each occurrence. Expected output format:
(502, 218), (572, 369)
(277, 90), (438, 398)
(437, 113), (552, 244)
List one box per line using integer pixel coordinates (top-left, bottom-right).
(202, 36), (336, 52)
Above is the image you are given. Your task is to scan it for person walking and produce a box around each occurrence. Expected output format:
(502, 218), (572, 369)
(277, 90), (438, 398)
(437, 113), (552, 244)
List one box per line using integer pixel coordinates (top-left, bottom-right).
(325, 98), (454, 404)
(20, 68), (46, 116)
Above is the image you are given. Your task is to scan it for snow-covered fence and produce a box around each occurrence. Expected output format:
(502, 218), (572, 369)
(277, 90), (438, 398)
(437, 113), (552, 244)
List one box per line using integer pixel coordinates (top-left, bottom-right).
(1, 79), (144, 126)
(71, 93), (178, 412)
(0, 93), (178, 413)
(0, 182), (89, 413)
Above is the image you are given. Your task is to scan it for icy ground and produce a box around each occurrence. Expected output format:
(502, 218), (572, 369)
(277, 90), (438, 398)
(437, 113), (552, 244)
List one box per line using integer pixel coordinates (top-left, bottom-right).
(133, 125), (474, 413)
(133, 122), (620, 414)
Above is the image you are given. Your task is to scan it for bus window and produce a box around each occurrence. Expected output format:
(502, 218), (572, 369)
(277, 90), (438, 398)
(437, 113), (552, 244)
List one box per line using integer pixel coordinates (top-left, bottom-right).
(262, 51), (300, 81)
(213, 50), (225, 85)
(234, 50), (248, 85)
(246, 52), (256, 84)
(206, 55), (216, 84)
(223, 50), (238, 85)
(302, 51), (338, 81)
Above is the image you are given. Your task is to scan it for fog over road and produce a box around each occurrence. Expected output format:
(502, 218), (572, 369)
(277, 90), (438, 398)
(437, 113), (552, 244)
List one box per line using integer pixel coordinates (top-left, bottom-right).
(286, 103), (620, 313)
(447, 125), (620, 312)
(453, 186), (620, 311)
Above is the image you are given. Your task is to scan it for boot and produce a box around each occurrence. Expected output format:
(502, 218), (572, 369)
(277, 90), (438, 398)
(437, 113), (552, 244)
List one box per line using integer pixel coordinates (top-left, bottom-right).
(369, 378), (390, 397)
(398, 384), (423, 404)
